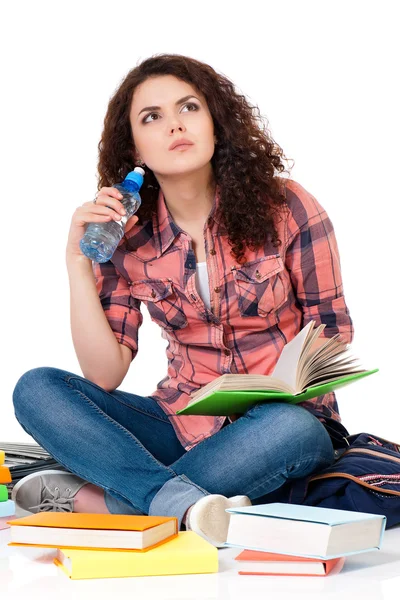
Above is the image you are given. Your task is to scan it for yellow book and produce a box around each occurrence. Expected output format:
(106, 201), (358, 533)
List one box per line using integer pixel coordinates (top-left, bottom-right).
(54, 531), (218, 580)
(0, 450), (4, 465)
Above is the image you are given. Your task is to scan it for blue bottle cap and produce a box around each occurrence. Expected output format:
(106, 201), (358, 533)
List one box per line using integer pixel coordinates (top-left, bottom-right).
(122, 167), (145, 190)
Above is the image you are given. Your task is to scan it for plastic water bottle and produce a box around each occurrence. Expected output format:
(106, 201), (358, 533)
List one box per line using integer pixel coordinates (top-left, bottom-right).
(80, 167), (145, 263)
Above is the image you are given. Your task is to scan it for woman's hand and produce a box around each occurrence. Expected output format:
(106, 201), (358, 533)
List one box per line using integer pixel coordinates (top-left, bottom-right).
(66, 186), (139, 260)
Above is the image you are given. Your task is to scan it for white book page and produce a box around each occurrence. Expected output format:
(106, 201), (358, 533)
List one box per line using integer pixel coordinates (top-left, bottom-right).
(271, 321), (315, 391)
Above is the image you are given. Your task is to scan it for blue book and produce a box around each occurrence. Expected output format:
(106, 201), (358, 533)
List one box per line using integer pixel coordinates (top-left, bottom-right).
(223, 503), (386, 560)
(0, 499), (16, 518)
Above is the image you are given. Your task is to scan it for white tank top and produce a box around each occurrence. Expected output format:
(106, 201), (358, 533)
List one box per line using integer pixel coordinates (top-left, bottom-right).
(195, 262), (211, 309)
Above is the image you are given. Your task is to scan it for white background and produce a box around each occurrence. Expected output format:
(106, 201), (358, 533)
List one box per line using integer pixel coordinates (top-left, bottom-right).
(1, 0), (398, 443)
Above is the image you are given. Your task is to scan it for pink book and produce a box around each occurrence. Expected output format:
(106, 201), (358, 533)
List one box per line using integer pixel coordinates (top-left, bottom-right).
(235, 549), (345, 576)
(0, 515), (16, 530)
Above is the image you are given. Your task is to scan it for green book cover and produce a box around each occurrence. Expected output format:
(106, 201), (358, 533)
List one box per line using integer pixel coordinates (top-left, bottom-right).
(176, 369), (379, 416)
(0, 484), (8, 502)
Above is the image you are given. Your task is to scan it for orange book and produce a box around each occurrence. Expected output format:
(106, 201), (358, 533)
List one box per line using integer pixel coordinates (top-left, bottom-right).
(235, 549), (345, 576)
(0, 465), (11, 483)
(7, 512), (178, 551)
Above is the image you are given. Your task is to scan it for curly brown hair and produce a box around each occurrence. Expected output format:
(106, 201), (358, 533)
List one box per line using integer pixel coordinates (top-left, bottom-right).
(97, 53), (294, 265)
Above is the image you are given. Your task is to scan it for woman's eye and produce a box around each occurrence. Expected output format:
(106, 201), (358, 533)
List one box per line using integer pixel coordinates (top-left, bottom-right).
(183, 103), (198, 112)
(143, 113), (159, 123)
(142, 103), (199, 124)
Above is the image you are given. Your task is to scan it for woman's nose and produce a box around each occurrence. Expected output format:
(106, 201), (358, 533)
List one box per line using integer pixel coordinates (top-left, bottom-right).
(168, 115), (185, 133)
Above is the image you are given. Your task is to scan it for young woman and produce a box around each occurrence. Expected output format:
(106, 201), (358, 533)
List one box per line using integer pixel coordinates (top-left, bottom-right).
(11, 54), (353, 548)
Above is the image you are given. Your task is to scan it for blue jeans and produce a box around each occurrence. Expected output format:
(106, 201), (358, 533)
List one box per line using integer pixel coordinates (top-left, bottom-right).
(12, 367), (335, 529)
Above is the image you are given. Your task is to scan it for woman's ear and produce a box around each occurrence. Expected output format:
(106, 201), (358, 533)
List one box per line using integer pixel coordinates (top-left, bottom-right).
(133, 151), (145, 167)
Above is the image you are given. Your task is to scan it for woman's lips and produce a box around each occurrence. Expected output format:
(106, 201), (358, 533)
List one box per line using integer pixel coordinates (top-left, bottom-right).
(171, 144), (194, 151)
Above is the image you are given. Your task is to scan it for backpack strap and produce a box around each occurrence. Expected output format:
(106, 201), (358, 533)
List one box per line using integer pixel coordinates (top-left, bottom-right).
(309, 471), (400, 497)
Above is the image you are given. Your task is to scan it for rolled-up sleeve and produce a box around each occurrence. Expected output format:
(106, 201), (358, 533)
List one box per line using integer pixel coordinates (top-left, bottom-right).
(92, 260), (142, 361)
(284, 181), (354, 344)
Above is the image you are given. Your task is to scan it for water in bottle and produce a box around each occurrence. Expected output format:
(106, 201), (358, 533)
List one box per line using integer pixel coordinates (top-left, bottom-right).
(80, 167), (145, 263)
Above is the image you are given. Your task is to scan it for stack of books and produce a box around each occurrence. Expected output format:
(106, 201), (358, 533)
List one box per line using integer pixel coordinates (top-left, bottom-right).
(0, 441), (68, 492)
(5, 512), (218, 579)
(0, 449), (16, 530)
(3, 498), (388, 579)
(223, 503), (387, 577)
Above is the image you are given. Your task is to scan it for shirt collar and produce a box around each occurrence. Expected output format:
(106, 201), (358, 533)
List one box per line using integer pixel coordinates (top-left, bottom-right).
(152, 184), (222, 258)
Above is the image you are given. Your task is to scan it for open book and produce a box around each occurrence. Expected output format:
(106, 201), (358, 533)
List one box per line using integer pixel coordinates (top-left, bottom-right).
(176, 320), (378, 416)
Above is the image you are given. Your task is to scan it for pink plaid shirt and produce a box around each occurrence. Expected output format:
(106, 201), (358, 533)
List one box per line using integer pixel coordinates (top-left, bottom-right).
(92, 178), (354, 451)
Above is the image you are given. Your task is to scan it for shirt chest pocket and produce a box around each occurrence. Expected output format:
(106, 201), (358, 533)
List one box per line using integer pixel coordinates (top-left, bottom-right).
(233, 255), (290, 318)
(129, 278), (188, 331)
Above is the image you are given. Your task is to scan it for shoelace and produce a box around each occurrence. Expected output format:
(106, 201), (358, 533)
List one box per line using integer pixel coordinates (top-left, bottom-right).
(28, 483), (75, 512)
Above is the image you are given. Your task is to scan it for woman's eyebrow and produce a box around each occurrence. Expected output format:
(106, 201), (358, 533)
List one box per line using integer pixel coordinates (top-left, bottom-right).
(137, 95), (200, 117)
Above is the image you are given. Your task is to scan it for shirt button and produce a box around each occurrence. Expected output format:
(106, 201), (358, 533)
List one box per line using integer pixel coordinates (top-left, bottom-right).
(214, 287), (221, 293)
(224, 349), (230, 356)
(210, 249), (216, 255)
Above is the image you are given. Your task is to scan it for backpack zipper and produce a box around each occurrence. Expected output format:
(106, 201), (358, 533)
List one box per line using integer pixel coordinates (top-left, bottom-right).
(309, 447), (400, 496)
(310, 471), (400, 495)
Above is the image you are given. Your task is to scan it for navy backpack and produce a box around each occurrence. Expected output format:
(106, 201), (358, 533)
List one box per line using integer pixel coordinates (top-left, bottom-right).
(262, 413), (400, 528)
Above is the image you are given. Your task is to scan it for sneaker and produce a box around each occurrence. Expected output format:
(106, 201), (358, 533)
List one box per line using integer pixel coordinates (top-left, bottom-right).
(186, 494), (252, 548)
(11, 469), (89, 513)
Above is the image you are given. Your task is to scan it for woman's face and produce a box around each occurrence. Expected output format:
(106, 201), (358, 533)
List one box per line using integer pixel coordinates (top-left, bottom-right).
(129, 75), (216, 177)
